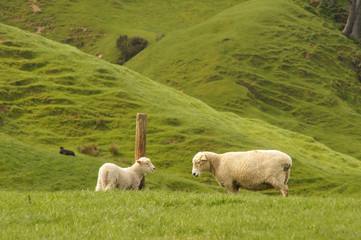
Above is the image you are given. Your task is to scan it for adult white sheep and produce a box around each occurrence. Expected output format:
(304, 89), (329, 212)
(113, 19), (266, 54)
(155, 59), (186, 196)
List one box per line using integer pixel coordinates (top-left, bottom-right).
(191, 150), (292, 197)
(95, 157), (155, 191)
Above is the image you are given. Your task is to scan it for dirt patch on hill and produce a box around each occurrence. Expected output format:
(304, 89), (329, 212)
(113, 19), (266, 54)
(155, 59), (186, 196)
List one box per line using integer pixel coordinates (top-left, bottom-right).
(36, 26), (45, 34)
(30, 0), (42, 13)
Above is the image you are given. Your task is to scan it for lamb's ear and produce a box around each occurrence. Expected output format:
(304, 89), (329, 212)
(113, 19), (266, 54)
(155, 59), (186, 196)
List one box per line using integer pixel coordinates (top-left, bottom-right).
(136, 159), (142, 164)
(201, 155), (207, 161)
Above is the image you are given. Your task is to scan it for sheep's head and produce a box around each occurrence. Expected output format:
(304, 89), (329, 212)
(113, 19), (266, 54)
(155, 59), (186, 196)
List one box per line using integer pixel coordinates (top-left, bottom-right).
(137, 157), (155, 173)
(192, 152), (210, 177)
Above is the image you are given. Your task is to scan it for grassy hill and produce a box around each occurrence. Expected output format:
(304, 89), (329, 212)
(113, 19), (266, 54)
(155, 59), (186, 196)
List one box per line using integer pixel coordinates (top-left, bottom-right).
(0, 0), (246, 63)
(1, 1), (361, 238)
(1, 23), (361, 196)
(0, 133), (219, 193)
(126, 0), (361, 162)
(2, 0), (360, 161)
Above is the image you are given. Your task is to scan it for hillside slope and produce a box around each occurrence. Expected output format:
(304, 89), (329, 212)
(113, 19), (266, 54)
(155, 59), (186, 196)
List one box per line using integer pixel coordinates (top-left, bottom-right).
(1, 23), (361, 195)
(0, 0), (246, 63)
(126, 0), (361, 161)
(0, 133), (220, 192)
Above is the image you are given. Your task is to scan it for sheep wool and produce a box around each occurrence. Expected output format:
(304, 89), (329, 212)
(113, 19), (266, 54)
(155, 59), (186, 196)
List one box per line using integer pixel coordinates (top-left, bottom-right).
(95, 157), (155, 191)
(192, 150), (292, 197)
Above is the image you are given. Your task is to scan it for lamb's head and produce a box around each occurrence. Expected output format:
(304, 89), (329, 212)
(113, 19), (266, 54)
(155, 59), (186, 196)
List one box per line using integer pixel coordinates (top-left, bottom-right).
(192, 152), (210, 177)
(137, 157), (155, 173)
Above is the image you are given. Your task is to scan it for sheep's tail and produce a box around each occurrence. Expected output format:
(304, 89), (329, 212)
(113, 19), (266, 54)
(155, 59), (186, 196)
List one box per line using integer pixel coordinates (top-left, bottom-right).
(283, 163), (291, 185)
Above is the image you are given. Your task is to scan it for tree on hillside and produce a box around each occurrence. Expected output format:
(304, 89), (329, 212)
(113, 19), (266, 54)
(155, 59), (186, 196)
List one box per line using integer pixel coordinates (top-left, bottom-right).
(116, 35), (148, 64)
(342, 0), (361, 41)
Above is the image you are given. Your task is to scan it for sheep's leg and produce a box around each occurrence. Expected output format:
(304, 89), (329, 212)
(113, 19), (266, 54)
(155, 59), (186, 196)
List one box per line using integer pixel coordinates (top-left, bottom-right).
(226, 186), (238, 194)
(104, 185), (114, 191)
(95, 175), (105, 191)
(280, 186), (289, 197)
(280, 166), (291, 197)
(95, 181), (102, 191)
(225, 181), (239, 194)
(104, 181), (117, 191)
(268, 168), (291, 197)
(269, 180), (289, 197)
(267, 181), (289, 197)
(284, 167), (291, 185)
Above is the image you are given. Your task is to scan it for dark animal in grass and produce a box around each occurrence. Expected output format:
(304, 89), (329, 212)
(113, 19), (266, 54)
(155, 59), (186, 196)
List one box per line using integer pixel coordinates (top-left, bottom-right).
(60, 147), (75, 156)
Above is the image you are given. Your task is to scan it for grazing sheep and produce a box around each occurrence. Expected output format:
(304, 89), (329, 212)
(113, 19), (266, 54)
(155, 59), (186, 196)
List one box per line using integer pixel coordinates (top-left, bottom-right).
(192, 150), (292, 197)
(59, 147), (75, 156)
(95, 157), (155, 191)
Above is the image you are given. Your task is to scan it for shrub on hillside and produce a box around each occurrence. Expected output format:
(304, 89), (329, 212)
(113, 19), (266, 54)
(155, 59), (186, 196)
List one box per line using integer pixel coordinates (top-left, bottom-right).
(78, 143), (99, 157)
(116, 35), (148, 63)
(109, 143), (119, 156)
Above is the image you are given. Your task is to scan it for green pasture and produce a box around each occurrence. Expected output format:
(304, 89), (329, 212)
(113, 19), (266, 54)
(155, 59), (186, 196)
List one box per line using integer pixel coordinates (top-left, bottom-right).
(1, 190), (360, 239)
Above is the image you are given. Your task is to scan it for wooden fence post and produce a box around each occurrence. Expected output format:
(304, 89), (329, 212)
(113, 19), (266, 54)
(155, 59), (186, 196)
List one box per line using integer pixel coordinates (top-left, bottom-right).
(135, 113), (147, 190)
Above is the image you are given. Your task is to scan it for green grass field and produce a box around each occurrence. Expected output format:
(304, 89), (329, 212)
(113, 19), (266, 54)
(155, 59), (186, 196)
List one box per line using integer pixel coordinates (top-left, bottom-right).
(1, 190), (360, 239)
(1, 0), (361, 238)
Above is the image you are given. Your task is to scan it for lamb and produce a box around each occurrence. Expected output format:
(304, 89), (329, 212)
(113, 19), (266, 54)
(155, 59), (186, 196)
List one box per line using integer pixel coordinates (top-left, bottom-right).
(95, 157), (155, 191)
(191, 150), (292, 197)
(59, 147), (75, 156)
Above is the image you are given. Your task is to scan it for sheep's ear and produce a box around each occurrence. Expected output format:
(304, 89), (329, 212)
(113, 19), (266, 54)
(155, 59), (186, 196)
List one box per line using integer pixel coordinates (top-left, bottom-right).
(136, 160), (142, 164)
(201, 155), (207, 161)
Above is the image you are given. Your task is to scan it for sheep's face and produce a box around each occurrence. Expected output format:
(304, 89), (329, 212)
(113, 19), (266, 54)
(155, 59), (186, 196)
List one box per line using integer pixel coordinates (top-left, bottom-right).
(137, 157), (155, 173)
(192, 152), (210, 177)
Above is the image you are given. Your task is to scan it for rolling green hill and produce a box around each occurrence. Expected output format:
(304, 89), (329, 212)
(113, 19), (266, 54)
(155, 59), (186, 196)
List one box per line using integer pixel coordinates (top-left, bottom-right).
(1, 23), (361, 196)
(0, 133), (220, 193)
(1, 1), (361, 238)
(126, 0), (361, 162)
(2, 0), (359, 161)
(0, 0), (246, 63)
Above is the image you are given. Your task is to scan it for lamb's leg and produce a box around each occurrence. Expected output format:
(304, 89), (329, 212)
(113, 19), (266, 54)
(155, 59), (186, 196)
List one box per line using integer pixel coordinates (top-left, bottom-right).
(95, 174), (103, 191)
(95, 180), (102, 191)
(104, 181), (117, 191)
(138, 176), (145, 190)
